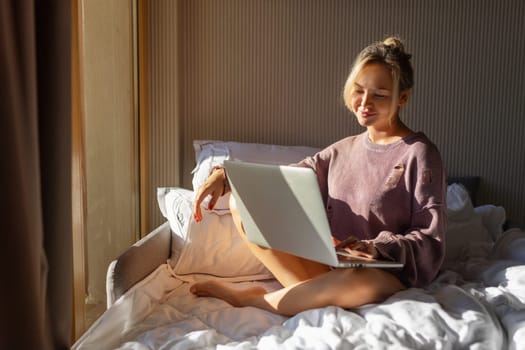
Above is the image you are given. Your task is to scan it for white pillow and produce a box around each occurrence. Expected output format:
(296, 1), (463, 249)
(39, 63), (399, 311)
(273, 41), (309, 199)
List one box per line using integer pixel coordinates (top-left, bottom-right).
(474, 205), (506, 241)
(157, 187), (272, 280)
(172, 211), (273, 282)
(192, 140), (321, 211)
(157, 187), (194, 262)
(442, 183), (493, 269)
(442, 215), (491, 269)
(446, 183), (506, 240)
(492, 228), (525, 262)
(446, 183), (474, 222)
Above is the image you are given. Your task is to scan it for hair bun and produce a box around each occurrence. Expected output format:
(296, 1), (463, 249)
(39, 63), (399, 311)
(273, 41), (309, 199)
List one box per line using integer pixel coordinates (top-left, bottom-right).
(383, 36), (403, 49)
(383, 36), (411, 60)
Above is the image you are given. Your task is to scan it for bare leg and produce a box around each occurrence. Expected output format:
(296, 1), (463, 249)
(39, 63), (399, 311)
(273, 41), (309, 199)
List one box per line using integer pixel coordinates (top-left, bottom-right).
(191, 195), (405, 315)
(191, 267), (405, 316)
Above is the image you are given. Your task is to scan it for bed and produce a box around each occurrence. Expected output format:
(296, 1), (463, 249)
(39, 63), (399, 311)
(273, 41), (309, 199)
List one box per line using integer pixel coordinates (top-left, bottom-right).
(73, 140), (525, 350)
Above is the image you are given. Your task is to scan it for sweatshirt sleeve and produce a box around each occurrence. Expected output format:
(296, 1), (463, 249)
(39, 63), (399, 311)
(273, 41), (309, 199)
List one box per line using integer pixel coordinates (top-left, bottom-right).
(291, 147), (333, 207)
(373, 145), (447, 288)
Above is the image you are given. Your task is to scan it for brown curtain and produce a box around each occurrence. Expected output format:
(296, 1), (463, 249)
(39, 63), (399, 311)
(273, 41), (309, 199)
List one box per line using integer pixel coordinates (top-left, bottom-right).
(0, 1), (72, 349)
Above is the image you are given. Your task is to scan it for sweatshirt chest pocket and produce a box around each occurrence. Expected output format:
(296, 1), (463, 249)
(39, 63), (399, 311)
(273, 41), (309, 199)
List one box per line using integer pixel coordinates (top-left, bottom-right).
(385, 164), (405, 190)
(370, 163), (407, 209)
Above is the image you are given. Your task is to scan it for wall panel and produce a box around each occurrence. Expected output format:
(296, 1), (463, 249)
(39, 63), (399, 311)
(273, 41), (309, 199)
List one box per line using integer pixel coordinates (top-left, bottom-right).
(82, 0), (137, 306)
(147, 0), (181, 228)
(148, 0), (525, 229)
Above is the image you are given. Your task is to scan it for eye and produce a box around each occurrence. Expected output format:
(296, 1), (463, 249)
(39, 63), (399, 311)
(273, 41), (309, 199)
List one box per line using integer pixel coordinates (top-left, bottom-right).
(374, 94), (387, 99)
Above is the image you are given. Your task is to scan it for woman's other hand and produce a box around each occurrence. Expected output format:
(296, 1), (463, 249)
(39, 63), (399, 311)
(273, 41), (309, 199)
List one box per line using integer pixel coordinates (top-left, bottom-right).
(334, 235), (379, 260)
(193, 167), (227, 222)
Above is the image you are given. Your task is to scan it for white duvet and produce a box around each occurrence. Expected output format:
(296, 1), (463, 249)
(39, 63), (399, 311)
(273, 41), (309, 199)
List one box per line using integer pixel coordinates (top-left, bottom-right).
(74, 229), (525, 350)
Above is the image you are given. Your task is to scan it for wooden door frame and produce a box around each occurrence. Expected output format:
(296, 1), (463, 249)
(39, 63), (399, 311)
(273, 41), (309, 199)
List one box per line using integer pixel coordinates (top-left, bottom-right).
(71, 0), (87, 341)
(138, 0), (149, 238)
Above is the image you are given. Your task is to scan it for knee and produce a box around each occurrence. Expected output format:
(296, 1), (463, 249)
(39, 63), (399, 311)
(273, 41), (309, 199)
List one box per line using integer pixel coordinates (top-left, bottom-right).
(228, 195), (247, 236)
(229, 194), (238, 213)
(360, 269), (405, 303)
(330, 269), (402, 307)
(229, 195), (241, 225)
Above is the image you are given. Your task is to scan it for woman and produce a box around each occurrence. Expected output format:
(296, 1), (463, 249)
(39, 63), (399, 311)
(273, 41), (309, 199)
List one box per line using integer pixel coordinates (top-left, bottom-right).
(191, 37), (446, 316)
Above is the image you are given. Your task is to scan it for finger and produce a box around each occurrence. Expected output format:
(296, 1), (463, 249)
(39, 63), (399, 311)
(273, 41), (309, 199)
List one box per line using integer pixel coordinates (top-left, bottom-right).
(335, 236), (359, 249)
(354, 241), (371, 252)
(356, 251), (374, 259)
(192, 199), (203, 223)
(193, 186), (212, 222)
(207, 191), (221, 210)
(347, 247), (374, 259)
(352, 242), (378, 259)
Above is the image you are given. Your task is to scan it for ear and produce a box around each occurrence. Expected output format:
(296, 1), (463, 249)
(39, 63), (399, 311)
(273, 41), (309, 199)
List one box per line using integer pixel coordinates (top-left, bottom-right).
(398, 89), (411, 108)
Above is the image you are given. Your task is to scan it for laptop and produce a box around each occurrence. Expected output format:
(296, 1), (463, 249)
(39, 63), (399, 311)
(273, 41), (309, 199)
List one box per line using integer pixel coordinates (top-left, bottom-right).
(223, 160), (404, 269)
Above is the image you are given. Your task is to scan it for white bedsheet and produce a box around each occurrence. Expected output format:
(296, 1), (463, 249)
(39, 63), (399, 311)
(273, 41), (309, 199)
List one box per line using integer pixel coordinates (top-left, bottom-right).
(74, 229), (525, 350)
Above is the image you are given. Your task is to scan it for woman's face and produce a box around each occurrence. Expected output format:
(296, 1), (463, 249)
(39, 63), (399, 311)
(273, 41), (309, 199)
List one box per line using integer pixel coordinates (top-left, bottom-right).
(350, 63), (407, 130)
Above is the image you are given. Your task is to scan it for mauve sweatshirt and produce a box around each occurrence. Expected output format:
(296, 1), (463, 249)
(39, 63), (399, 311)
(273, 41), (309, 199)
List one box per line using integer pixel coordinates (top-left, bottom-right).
(295, 131), (447, 287)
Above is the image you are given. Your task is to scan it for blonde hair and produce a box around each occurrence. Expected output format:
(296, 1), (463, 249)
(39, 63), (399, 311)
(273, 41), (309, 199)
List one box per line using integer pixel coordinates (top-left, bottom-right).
(343, 37), (413, 112)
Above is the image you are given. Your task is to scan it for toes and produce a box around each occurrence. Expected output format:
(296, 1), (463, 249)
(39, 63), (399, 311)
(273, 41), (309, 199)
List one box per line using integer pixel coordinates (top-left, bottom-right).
(190, 283), (206, 296)
(191, 281), (218, 297)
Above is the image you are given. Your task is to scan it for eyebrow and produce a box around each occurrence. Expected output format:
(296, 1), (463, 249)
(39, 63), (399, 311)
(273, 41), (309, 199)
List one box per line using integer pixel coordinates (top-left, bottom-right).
(354, 83), (390, 92)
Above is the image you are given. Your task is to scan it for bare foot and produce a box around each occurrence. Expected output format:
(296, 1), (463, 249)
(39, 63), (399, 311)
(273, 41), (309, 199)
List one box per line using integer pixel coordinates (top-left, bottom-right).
(190, 280), (267, 307)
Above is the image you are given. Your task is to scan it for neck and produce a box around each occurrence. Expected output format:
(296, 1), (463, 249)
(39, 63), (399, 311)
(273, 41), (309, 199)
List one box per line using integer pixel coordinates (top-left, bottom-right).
(367, 118), (413, 145)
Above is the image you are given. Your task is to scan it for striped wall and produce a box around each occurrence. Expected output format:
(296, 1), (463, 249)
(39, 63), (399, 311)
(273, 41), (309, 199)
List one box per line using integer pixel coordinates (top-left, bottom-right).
(147, 0), (181, 228)
(147, 0), (525, 230)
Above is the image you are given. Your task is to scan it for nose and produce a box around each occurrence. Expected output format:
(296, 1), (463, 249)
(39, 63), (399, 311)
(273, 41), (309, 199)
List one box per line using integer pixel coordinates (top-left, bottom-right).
(361, 91), (371, 109)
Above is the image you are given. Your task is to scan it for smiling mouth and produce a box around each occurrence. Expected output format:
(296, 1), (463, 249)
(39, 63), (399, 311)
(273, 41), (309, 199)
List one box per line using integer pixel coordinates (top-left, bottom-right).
(360, 111), (375, 118)
(357, 106), (375, 118)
